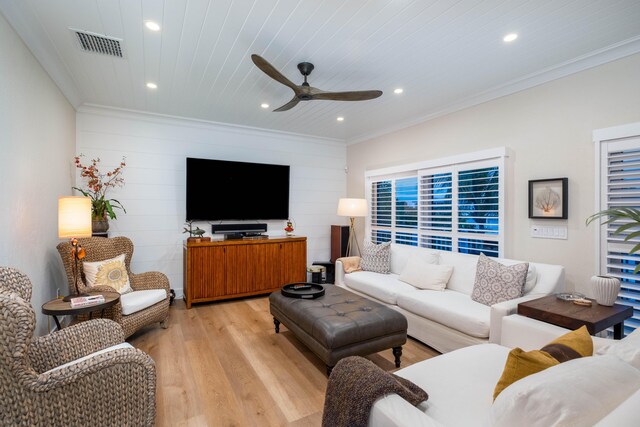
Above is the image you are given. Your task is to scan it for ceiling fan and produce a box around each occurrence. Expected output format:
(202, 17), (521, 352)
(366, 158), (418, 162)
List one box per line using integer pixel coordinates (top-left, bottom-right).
(251, 54), (383, 112)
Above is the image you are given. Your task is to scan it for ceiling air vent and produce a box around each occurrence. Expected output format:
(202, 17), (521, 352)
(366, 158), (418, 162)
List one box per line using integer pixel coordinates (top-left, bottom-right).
(71, 28), (124, 58)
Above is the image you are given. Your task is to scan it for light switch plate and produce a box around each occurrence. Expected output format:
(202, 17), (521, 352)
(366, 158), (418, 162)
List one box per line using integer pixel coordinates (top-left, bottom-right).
(531, 225), (567, 240)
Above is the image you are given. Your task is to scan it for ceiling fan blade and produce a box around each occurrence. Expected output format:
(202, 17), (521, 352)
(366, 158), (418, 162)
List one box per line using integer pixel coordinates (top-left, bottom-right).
(312, 90), (383, 101)
(273, 97), (301, 112)
(251, 54), (299, 91)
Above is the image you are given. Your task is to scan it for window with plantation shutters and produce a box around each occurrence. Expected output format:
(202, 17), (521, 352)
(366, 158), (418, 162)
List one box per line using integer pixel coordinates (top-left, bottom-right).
(367, 149), (505, 257)
(595, 129), (640, 335)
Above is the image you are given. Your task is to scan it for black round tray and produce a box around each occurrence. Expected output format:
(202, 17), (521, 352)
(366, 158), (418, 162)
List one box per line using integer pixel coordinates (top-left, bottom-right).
(281, 282), (325, 299)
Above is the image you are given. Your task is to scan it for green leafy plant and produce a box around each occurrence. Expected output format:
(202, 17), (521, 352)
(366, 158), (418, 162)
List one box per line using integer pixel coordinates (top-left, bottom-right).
(586, 207), (640, 273)
(73, 155), (127, 220)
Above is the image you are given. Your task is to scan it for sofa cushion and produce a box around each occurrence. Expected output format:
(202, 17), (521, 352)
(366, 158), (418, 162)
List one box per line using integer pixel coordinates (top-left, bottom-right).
(397, 290), (490, 338)
(399, 255), (453, 291)
(493, 326), (592, 399)
(438, 251), (479, 294)
(390, 244), (439, 274)
(596, 327), (640, 369)
(344, 272), (416, 305)
(491, 355), (640, 427)
(361, 241), (391, 274)
(120, 289), (166, 315)
(391, 343), (510, 426)
(471, 254), (528, 306)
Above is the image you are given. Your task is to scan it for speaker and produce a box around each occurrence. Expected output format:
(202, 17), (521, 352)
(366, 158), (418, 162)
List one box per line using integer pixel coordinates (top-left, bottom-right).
(331, 225), (350, 263)
(211, 223), (267, 238)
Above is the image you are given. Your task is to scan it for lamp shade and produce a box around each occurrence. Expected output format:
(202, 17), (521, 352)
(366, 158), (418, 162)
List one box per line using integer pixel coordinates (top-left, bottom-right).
(58, 196), (92, 239)
(337, 198), (368, 217)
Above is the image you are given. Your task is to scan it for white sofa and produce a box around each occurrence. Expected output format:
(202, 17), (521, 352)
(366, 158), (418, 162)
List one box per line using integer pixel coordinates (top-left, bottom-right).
(336, 244), (565, 352)
(369, 315), (640, 427)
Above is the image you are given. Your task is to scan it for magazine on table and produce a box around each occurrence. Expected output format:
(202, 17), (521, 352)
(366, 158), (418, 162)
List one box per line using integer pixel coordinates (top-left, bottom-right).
(70, 294), (105, 308)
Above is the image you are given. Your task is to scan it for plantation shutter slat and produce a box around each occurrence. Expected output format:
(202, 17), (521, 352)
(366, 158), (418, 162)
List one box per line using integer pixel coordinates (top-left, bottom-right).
(369, 157), (502, 257)
(601, 142), (640, 335)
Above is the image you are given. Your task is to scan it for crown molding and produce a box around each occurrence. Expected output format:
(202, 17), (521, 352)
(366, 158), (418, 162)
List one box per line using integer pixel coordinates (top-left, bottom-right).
(77, 104), (346, 146)
(347, 36), (640, 146)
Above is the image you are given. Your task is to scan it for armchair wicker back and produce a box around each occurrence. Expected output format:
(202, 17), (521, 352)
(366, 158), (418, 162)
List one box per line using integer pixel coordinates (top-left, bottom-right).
(0, 266), (157, 426)
(56, 236), (170, 338)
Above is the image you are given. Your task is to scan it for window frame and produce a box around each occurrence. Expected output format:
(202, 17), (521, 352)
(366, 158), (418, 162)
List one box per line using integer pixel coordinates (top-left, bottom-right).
(365, 147), (507, 257)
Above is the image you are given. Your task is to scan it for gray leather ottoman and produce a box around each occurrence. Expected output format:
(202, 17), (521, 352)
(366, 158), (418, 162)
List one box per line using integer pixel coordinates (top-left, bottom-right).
(269, 285), (408, 375)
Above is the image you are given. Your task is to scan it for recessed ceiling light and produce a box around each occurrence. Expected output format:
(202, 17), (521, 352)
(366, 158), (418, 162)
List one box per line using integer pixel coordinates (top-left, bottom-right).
(337, 117), (344, 122)
(146, 82), (157, 89)
(394, 88), (404, 94)
(261, 103), (269, 109)
(145, 21), (161, 31)
(503, 33), (518, 43)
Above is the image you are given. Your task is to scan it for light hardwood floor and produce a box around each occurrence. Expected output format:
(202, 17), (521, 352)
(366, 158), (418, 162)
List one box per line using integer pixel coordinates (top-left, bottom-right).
(129, 296), (439, 427)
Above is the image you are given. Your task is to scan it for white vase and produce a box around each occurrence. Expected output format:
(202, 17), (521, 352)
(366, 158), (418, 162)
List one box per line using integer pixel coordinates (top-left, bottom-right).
(591, 275), (620, 306)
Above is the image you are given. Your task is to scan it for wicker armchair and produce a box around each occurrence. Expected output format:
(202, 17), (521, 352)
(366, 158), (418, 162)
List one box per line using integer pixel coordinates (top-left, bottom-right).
(0, 267), (156, 426)
(57, 236), (170, 338)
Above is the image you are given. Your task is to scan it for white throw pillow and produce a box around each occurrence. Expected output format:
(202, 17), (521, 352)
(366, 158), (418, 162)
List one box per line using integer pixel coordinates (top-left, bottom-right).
(597, 328), (640, 369)
(490, 355), (640, 427)
(399, 255), (453, 291)
(83, 254), (132, 294)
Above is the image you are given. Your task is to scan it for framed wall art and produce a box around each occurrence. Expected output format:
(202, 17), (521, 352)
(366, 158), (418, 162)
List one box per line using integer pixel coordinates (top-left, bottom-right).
(528, 178), (568, 219)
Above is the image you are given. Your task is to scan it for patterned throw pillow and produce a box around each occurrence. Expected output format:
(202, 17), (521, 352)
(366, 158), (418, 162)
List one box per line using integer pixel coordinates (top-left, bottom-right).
(83, 254), (132, 294)
(360, 241), (391, 274)
(471, 253), (528, 306)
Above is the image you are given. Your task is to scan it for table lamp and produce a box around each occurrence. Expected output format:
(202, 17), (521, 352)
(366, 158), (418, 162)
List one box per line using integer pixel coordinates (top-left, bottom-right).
(337, 198), (368, 257)
(58, 196), (92, 301)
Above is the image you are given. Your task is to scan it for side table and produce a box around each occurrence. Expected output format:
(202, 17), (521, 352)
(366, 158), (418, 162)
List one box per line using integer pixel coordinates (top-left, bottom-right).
(518, 295), (633, 339)
(42, 291), (120, 331)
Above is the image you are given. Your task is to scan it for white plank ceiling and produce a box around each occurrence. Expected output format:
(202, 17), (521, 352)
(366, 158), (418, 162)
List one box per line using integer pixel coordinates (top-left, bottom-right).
(2, 0), (640, 142)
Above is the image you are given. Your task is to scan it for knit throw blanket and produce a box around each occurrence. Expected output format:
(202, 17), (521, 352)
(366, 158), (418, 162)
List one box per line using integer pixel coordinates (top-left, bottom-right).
(322, 356), (429, 427)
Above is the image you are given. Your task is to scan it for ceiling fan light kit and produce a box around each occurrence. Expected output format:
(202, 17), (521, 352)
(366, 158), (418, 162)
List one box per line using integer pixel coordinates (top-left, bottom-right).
(251, 54), (383, 112)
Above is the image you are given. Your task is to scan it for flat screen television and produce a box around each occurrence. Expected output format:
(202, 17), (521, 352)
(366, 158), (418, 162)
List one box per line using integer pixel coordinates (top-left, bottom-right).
(186, 157), (290, 221)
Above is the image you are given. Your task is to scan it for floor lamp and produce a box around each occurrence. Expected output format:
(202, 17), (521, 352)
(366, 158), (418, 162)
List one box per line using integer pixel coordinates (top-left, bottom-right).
(337, 198), (368, 257)
(58, 196), (92, 301)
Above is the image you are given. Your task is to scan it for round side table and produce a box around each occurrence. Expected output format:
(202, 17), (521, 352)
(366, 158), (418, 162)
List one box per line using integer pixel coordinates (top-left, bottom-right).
(42, 291), (120, 331)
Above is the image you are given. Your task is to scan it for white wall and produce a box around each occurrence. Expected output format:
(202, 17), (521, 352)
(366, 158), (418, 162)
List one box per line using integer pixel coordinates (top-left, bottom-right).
(0, 13), (76, 335)
(347, 53), (640, 296)
(77, 106), (347, 296)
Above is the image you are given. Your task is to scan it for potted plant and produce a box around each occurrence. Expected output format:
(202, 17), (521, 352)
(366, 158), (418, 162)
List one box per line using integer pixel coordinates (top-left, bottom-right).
(183, 220), (210, 242)
(586, 207), (640, 305)
(73, 155), (126, 235)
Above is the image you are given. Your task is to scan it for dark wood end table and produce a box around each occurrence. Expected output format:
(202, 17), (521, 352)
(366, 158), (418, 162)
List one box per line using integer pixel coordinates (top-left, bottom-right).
(42, 291), (120, 331)
(518, 295), (633, 339)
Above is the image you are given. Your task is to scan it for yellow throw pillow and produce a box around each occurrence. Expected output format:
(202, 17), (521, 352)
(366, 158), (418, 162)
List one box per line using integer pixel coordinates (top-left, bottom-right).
(493, 326), (593, 400)
(83, 254), (132, 294)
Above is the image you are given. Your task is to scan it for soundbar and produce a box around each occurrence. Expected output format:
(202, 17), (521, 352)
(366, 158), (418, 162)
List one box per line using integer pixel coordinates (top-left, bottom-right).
(211, 223), (268, 239)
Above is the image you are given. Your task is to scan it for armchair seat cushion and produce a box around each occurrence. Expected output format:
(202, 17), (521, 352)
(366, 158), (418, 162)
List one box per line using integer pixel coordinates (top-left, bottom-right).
(44, 343), (134, 374)
(121, 290), (166, 315)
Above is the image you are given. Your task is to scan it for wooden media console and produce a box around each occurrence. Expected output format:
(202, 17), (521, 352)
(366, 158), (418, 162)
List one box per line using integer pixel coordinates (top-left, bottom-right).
(183, 236), (307, 308)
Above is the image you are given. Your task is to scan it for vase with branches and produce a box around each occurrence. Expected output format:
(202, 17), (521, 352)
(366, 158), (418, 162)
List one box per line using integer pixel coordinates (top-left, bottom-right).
(73, 155), (127, 234)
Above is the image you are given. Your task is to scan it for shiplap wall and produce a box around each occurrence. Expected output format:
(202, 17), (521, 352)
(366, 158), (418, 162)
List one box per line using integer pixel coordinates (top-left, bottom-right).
(76, 106), (347, 296)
